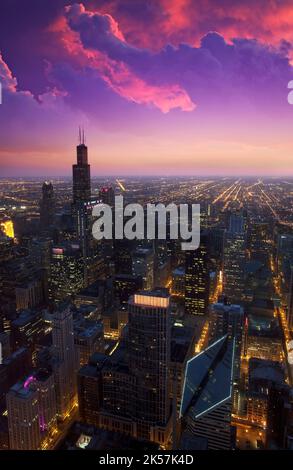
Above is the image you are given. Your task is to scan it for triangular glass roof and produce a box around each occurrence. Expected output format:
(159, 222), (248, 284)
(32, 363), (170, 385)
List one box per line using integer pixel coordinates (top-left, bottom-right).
(180, 335), (234, 418)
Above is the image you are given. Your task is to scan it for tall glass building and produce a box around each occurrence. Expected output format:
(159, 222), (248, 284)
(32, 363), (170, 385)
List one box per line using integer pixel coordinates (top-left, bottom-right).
(180, 335), (235, 450)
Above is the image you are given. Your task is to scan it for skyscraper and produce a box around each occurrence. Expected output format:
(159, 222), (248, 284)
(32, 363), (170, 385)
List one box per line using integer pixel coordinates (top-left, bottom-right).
(77, 354), (105, 427)
(72, 131), (91, 261)
(51, 303), (78, 419)
(39, 181), (55, 231)
(132, 248), (154, 290)
(180, 335), (235, 450)
(246, 358), (286, 431)
(128, 289), (171, 441)
(287, 266), (293, 331)
(114, 239), (133, 275)
(49, 243), (84, 302)
(223, 212), (247, 303)
(185, 234), (209, 316)
(72, 129), (91, 204)
(0, 347), (32, 405)
(30, 370), (57, 439)
(76, 291), (172, 446)
(209, 301), (244, 413)
(72, 132), (103, 286)
(74, 321), (104, 367)
(99, 186), (115, 207)
(114, 274), (143, 307)
(7, 380), (41, 450)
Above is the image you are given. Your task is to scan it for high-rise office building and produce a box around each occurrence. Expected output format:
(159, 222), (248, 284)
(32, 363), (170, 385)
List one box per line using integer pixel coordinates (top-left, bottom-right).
(114, 239), (133, 275)
(209, 301), (244, 366)
(11, 310), (45, 364)
(6, 368), (57, 450)
(0, 347), (32, 406)
(15, 279), (44, 311)
(288, 266), (293, 331)
(77, 353), (106, 427)
(171, 266), (185, 297)
(51, 303), (78, 419)
(72, 130), (91, 204)
(276, 232), (293, 276)
(275, 232), (293, 332)
(49, 243), (84, 302)
(74, 321), (104, 367)
(39, 181), (55, 231)
(78, 290), (173, 445)
(185, 235), (209, 315)
(7, 380), (41, 450)
(180, 335), (235, 450)
(99, 186), (115, 207)
(223, 213), (247, 303)
(128, 289), (171, 441)
(72, 134), (104, 286)
(248, 222), (270, 263)
(0, 242), (43, 333)
(101, 357), (134, 424)
(72, 132), (91, 264)
(132, 248), (154, 290)
(30, 370), (57, 438)
(114, 274), (143, 307)
(245, 357), (292, 448)
(209, 301), (244, 413)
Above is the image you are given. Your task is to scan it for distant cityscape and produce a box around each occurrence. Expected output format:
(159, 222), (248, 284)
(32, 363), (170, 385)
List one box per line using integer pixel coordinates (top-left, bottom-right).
(0, 137), (292, 451)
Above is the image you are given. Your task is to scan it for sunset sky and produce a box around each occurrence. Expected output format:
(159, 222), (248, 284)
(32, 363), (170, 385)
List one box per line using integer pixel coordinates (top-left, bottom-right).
(1, 0), (293, 176)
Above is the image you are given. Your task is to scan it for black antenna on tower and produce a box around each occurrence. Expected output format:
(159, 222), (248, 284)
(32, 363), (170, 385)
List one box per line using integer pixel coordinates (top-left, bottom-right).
(78, 126), (86, 145)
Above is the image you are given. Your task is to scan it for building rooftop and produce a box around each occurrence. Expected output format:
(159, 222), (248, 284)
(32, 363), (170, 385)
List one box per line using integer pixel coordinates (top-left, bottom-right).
(75, 321), (103, 339)
(9, 379), (36, 399)
(34, 368), (53, 382)
(3, 347), (28, 366)
(136, 288), (170, 298)
(248, 314), (281, 338)
(58, 422), (159, 451)
(180, 335), (234, 419)
(132, 289), (170, 307)
(78, 364), (99, 378)
(88, 352), (108, 368)
(12, 309), (41, 327)
(212, 302), (244, 315)
(249, 298), (275, 316)
(249, 358), (285, 385)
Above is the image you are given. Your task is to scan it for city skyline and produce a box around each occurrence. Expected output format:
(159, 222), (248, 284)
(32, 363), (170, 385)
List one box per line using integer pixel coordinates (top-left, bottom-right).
(0, 136), (292, 451)
(1, 1), (293, 176)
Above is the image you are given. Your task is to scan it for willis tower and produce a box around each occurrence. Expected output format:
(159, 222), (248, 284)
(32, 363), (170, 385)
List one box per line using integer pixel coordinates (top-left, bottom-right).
(73, 128), (91, 204)
(72, 129), (92, 283)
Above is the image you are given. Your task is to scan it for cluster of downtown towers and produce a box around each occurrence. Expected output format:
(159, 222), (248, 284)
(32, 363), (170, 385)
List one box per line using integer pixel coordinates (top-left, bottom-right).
(0, 139), (292, 451)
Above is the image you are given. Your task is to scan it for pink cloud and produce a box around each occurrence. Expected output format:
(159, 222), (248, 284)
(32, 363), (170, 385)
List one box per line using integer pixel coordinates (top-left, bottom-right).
(95, 0), (293, 54)
(0, 53), (17, 92)
(97, 54), (196, 113)
(66, 3), (126, 43)
(50, 4), (195, 113)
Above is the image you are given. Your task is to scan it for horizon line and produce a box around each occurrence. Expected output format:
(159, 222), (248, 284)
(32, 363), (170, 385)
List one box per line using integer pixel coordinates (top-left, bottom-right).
(0, 174), (293, 179)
